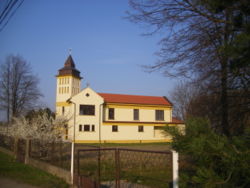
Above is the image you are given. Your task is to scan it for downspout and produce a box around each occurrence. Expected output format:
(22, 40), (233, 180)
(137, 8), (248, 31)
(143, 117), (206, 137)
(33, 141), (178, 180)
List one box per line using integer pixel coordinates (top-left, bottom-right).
(99, 103), (104, 144)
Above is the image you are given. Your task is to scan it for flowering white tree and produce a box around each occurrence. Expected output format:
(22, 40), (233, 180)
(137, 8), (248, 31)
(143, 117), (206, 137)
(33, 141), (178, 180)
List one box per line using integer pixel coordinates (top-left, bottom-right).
(6, 113), (69, 142)
(0, 112), (70, 161)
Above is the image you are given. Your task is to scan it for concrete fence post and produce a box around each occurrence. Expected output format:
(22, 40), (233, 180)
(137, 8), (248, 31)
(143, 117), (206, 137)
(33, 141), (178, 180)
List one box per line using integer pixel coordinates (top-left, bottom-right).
(25, 138), (31, 164)
(172, 150), (179, 188)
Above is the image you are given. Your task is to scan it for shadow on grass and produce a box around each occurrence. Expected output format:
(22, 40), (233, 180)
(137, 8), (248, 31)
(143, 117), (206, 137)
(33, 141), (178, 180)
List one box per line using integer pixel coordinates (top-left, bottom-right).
(0, 151), (69, 188)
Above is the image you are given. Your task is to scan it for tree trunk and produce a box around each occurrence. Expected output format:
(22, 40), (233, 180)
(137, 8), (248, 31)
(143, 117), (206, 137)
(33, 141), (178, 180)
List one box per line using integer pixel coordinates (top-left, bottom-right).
(221, 8), (230, 136)
(221, 60), (229, 136)
(13, 137), (19, 161)
(59, 140), (63, 167)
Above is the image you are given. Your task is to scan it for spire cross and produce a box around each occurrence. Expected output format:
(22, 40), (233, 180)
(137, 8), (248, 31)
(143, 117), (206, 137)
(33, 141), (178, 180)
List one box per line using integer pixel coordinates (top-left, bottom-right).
(69, 48), (72, 55)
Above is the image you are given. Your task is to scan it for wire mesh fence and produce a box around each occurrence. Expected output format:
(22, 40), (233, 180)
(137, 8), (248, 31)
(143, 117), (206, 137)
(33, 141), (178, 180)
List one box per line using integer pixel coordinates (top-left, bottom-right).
(0, 134), (14, 151)
(119, 149), (172, 188)
(30, 139), (72, 170)
(0, 134), (72, 170)
(0, 135), (174, 188)
(77, 148), (172, 188)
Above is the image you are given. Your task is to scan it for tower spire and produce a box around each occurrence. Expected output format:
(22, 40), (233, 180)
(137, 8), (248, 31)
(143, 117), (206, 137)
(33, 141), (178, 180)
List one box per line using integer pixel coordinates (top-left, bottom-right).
(57, 54), (82, 79)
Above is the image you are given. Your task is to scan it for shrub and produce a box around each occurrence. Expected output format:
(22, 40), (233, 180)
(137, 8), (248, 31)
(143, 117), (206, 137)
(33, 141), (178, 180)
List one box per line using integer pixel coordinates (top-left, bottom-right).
(165, 118), (250, 187)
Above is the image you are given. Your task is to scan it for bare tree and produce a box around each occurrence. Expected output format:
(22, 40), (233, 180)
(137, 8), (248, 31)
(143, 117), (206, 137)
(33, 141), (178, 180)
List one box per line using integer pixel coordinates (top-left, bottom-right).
(128, 0), (250, 136)
(0, 55), (42, 122)
(169, 81), (200, 121)
(169, 81), (249, 134)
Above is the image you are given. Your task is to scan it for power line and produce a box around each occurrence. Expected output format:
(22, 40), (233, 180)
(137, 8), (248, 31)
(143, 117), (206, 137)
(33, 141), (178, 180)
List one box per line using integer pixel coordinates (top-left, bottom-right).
(0, 0), (14, 22)
(0, 0), (24, 32)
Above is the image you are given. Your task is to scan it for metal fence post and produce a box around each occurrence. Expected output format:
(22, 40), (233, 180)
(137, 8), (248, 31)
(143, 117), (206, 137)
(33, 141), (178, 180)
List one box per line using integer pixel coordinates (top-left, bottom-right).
(77, 150), (81, 187)
(115, 148), (120, 188)
(98, 148), (101, 187)
(172, 150), (179, 188)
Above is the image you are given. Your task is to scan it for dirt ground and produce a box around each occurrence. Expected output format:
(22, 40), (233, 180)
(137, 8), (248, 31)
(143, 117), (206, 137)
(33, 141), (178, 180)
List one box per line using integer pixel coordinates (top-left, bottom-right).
(0, 177), (39, 188)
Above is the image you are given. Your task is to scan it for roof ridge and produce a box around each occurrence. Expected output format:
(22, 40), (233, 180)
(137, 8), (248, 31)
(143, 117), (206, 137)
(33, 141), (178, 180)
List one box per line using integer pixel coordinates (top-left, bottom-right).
(98, 92), (172, 106)
(98, 92), (165, 98)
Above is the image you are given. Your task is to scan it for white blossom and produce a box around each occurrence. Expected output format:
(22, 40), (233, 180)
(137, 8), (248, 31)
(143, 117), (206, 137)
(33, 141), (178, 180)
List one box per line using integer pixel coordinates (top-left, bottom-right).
(3, 112), (69, 142)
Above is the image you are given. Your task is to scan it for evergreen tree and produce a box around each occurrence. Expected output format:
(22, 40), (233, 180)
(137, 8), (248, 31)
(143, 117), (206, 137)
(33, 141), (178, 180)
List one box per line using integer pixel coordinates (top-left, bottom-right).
(165, 118), (250, 187)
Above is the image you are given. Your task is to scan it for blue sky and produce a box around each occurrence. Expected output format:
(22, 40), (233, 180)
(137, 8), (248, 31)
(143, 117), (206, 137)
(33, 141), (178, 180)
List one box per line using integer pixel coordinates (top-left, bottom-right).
(0, 0), (176, 111)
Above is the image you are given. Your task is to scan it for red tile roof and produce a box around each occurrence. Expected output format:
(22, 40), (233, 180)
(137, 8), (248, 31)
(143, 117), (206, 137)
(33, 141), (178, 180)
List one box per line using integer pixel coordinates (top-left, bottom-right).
(98, 93), (172, 106)
(172, 117), (184, 124)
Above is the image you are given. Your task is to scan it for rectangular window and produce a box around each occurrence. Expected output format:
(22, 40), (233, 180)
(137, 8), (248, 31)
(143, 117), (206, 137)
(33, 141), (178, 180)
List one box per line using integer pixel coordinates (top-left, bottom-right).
(138, 125), (144, 132)
(79, 105), (95, 115)
(155, 110), (164, 121)
(84, 125), (90, 132)
(112, 125), (118, 132)
(79, 124), (82, 131)
(79, 124), (94, 132)
(65, 124), (68, 140)
(108, 108), (114, 120)
(62, 106), (65, 115)
(134, 109), (139, 120)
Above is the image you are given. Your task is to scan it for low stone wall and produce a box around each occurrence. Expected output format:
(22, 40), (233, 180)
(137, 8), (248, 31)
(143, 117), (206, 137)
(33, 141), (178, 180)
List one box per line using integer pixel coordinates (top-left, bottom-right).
(0, 146), (71, 184)
(26, 158), (71, 184)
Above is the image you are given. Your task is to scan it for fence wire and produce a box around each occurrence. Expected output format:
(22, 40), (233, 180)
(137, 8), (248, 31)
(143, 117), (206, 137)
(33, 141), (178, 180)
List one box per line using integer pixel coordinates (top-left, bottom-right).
(30, 140), (72, 170)
(77, 148), (172, 188)
(0, 135), (174, 188)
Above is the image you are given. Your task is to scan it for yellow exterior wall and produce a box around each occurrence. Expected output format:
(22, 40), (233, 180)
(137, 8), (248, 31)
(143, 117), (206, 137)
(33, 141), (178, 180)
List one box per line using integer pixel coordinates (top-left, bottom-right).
(74, 139), (172, 144)
(55, 82), (182, 143)
(100, 124), (173, 141)
(63, 89), (175, 143)
(67, 87), (104, 141)
(56, 76), (81, 103)
(56, 75), (81, 116)
(100, 103), (173, 142)
(103, 104), (172, 122)
(102, 122), (167, 126)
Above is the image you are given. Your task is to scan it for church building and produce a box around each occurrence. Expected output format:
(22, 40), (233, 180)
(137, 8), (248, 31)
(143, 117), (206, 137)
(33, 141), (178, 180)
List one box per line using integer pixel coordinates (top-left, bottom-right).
(56, 55), (184, 143)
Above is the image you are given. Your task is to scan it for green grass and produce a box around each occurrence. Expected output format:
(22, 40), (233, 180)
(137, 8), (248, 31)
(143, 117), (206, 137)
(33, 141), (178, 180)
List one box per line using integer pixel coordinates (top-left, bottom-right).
(79, 158), (172, 188)
(75, 143), (172, 187)
(76, 142), (172, 152)
(79, 142), (171, 147)
(0, 151), (69, 188)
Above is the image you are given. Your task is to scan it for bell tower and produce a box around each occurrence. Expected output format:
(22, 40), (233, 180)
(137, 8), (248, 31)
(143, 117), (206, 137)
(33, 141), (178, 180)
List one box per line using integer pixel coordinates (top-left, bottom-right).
(56, 55), (82, 115)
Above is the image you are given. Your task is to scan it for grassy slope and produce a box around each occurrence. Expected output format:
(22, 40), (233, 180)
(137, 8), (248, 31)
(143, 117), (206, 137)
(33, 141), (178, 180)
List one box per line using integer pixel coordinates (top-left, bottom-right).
(0, 151), (69, 188)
